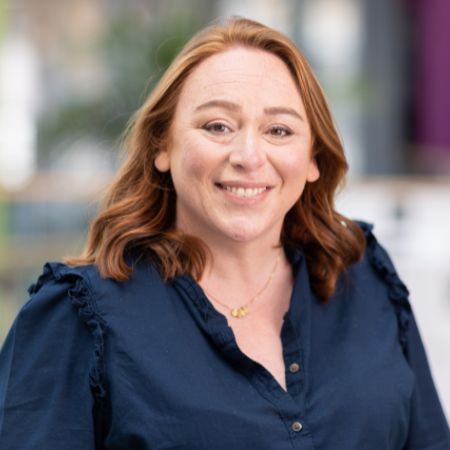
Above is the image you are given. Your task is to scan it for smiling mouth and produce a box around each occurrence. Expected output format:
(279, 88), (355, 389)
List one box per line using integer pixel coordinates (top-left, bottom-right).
(215, 183), (270, 198)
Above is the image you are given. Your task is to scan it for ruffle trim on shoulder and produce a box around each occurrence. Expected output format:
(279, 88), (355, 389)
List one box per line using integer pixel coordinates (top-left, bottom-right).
(68, 276), (107, 400)
(357, 222), (412, 355)
(29, 262), (107, 400)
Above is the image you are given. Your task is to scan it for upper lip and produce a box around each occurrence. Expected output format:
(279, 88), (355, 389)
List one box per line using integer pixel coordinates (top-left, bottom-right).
(216, 181), (273, 189)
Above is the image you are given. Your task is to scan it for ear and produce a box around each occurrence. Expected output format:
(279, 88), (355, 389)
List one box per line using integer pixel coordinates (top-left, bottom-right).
(306, 157), (320, 182)
(154, 150), (170, 172)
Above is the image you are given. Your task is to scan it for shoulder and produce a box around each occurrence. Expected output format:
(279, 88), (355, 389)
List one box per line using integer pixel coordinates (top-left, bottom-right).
(8, 259), (167, 402)
(352, 221), (409, 306)
(28, 259), (167, 310)
(345, 221), (412, 353)
(25, 262), (106, 339)
(25, 259), (173, 340)
(0, 263), (116, 445)
(349, 221), (408, 290)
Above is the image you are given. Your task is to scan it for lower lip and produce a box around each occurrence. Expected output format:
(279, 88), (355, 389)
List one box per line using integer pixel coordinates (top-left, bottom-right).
(215, 184), (271, 204)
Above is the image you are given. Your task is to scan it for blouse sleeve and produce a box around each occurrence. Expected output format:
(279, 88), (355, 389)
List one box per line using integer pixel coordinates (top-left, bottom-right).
(0, 263), (107, 450)
(362, 222), (450, 449)
(404, 313), (450, 449)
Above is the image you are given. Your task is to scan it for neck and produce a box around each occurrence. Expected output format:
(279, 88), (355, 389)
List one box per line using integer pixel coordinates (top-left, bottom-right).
(204, 234), (280, 275)
(198, 236), (293, 321)
(198, 233), (287, 305)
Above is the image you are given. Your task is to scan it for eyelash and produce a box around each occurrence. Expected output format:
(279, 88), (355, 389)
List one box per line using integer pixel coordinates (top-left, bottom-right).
(201, 122), (294, 138)
(268, 125), (293, 137)
(202, 122), (231, 134)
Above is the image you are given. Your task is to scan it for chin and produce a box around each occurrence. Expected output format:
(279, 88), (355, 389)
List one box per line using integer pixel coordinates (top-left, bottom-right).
(221, 221), (265, 242)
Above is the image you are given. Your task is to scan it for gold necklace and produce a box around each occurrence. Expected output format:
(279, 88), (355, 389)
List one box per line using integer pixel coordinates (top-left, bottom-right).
(203, 252), (280, 318)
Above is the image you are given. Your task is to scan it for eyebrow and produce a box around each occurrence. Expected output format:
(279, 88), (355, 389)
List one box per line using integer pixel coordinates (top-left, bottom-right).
(194, 100), (304, 122)
(195, 99), (241, 113)
(264, 106), (304, 122)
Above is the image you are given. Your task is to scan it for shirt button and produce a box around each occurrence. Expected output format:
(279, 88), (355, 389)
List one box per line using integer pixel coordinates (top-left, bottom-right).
(291, 421), (303, 432)
(289, 362), (300, 373)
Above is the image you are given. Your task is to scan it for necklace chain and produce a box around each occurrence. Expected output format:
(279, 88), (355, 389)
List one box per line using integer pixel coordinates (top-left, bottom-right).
(203, 252), (281, 318)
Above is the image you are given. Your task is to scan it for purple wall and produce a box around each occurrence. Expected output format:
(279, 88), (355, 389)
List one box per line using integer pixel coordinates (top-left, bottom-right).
(410, 0), (450, 160)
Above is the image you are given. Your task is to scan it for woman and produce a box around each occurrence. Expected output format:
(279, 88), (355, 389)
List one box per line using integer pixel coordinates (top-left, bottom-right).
(0, 17), (448, 450)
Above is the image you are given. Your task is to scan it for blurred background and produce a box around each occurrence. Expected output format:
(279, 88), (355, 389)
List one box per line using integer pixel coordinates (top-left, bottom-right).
(0, 0), (449, 415)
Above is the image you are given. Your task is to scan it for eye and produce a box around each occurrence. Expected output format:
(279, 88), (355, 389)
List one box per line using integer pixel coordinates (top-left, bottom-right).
(268, 125), (293, 137)
(202, 122), (232, 135)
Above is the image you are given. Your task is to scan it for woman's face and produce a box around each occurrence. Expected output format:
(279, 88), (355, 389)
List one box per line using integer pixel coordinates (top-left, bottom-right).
(155, 47), (319, 247)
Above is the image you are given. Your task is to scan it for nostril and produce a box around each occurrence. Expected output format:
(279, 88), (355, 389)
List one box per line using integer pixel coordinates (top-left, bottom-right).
(229, 149), (266, 169)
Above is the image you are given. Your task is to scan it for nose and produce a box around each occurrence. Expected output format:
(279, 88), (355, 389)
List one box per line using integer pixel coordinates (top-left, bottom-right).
(228, 128), (266, 170)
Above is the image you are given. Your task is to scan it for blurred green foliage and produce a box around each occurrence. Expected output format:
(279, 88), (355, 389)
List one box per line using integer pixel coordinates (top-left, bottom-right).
(0, 0), (7, 39)
(37, 8), (207, 163)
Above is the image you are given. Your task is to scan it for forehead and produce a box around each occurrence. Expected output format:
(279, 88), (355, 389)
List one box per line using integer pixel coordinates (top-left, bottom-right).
(177, 47), (303, 110)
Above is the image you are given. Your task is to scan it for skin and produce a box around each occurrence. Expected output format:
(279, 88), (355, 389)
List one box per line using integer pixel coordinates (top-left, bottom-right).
(155, 46), (319, 250)
(155, 47), (319, 390)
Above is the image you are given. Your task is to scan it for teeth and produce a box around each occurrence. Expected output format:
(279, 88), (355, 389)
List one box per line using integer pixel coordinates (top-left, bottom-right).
(224, 186), (267, 197)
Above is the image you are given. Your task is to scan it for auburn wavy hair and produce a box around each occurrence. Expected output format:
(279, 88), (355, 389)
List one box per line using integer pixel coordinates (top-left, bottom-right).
(67, 17), (365, 301)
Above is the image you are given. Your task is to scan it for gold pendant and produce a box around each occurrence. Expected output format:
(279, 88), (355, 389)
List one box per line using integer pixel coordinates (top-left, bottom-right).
(231, 306), (249, 318)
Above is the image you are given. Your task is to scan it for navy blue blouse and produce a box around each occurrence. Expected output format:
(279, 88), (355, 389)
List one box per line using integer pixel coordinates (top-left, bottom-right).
(0, 224), (449, 449)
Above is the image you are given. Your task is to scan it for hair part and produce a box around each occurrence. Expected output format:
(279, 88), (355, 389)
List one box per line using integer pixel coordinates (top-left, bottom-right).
(67, 17), (365, 302)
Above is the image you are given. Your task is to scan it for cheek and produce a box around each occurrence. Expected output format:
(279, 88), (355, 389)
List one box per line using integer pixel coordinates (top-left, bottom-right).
(172, 138), (213, 185)
(275, 152), (316, 206)
(280, 152), (313, 181)
(185, 152), (209, 178)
